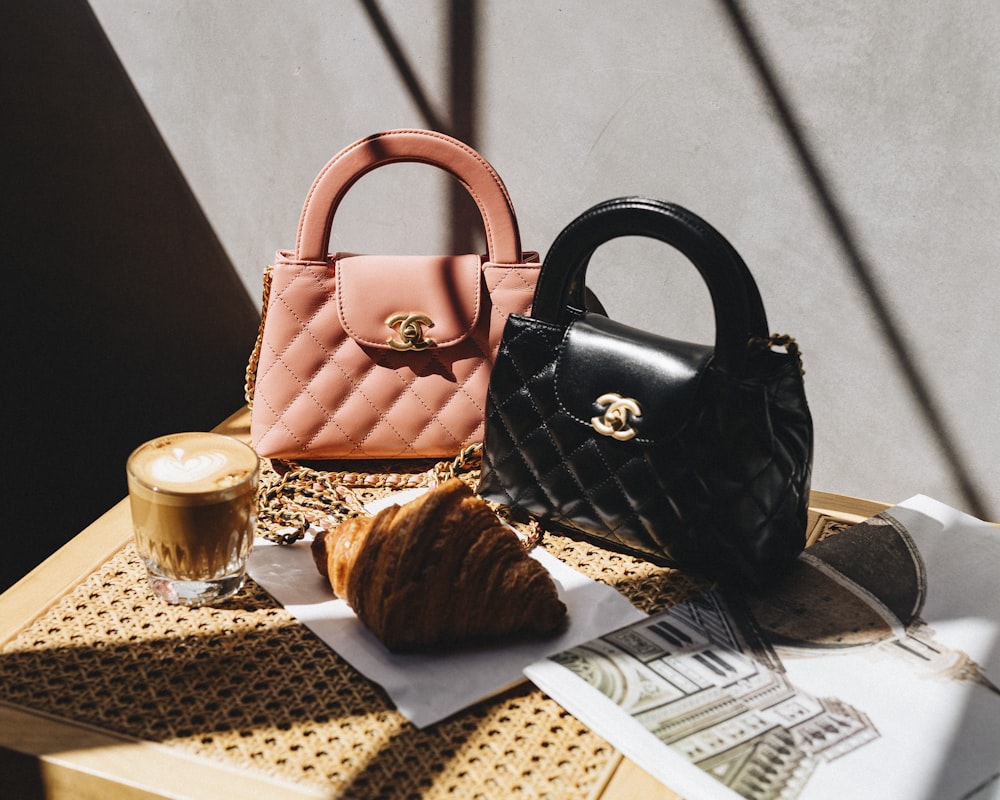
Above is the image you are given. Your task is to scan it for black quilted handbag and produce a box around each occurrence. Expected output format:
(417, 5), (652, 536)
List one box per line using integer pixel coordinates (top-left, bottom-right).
(477, 197), (813, 589)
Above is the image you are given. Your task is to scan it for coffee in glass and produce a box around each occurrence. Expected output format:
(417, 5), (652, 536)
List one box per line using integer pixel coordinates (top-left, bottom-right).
(126, 432), (259, 606)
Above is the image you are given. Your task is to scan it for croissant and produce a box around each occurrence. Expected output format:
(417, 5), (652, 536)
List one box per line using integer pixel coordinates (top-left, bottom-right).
(311, 479), (567, 651)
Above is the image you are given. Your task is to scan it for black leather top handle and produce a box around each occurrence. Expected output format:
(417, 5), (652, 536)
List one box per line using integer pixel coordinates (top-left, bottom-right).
(531, 197), (771, 374)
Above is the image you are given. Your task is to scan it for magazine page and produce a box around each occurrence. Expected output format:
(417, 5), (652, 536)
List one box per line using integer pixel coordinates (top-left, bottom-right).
(525, 495), (1000, 800)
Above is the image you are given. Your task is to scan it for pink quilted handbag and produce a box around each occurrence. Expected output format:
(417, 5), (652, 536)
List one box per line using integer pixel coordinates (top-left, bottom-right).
(246, 129), (540, 460)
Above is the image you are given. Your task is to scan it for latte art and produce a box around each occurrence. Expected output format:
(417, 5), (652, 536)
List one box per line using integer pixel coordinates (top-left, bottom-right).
(126, 432), (260, 606)
(128, 432), (259, 499)
(150, 448), (228, 484)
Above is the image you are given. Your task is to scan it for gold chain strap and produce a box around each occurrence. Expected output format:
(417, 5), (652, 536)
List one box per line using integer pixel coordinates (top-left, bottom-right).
(245, 266), (540, 548)
(254, 443), (540, 549)
(244, 265), (273, 409)
(328, 442), (483, 490)
(257, 463), (366, 544)
(750, 333), (804, 375)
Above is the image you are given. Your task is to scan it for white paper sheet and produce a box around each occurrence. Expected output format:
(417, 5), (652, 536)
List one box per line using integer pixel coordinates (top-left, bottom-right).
(777, 495), (1000, 800)
(525, 495), (1000, 800)
(247, 489), (646, 728)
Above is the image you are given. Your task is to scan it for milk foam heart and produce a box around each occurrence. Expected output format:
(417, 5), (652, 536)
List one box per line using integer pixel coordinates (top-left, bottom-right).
(127, 432), (260, 606)
(127, 432), (259, 499)
(150, 448), (228, 484)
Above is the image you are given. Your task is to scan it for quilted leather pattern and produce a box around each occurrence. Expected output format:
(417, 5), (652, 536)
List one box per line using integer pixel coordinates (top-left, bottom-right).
(478, 198), (813, 589)
(248, 129), (541, 460)
(252, 257), (538, 460)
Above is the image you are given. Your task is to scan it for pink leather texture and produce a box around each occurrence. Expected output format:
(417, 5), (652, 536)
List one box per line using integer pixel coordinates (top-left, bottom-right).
(337, 255), (482, 348)
(249, 130), (540, 460)
(296, 129), (522, 263)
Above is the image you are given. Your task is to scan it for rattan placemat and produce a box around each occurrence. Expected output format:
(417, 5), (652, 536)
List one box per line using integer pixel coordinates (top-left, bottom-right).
(0, 469), (708, 799)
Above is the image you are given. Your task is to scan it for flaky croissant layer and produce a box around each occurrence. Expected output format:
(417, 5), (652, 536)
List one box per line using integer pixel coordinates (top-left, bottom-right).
(312, 479), (567, 651)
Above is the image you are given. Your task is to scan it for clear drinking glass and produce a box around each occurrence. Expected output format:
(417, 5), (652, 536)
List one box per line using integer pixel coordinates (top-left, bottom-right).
(126, 432), (259, 607)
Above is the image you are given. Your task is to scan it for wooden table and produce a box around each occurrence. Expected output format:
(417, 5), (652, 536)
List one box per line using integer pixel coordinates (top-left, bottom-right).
(0, 410), (889, 800)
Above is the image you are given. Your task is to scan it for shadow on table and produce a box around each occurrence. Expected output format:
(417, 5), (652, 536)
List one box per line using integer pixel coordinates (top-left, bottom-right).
(0, 575), (595, 799)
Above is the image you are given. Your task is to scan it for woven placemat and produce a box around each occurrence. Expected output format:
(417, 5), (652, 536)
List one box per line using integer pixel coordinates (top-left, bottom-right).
(0, 461), (707, 799)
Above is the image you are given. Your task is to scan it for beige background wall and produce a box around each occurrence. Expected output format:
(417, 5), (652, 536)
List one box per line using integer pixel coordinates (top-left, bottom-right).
(4, 1), (997, 584)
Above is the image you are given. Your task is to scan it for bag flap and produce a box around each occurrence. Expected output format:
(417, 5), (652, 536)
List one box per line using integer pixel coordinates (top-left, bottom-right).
(336, 254), (482, 349)
(555, 313), (713, 443)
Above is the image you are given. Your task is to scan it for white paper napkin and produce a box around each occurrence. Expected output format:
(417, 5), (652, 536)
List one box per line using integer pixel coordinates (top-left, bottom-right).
(247, 488), (646, 728)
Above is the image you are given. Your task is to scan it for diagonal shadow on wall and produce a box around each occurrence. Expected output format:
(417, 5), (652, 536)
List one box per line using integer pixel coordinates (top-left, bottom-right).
(358, 0), (483, 256)
(719, 6), (997, 800)
(0, 1), (260, 590)
(718, 0), (989, 521)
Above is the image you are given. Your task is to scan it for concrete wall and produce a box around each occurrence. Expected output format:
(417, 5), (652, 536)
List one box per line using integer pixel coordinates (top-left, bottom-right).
(2, 2), (260, 588)
(5, 1), (997, 583)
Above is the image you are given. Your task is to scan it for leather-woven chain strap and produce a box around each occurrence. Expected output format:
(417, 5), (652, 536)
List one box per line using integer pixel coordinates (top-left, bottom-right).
(244, 265), (274, 408)
(749, 332), (806, 375)
(255, 443), (542, 549)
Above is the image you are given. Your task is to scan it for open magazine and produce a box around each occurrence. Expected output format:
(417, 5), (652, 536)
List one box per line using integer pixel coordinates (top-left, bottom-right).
(524, 495), (1000, 800)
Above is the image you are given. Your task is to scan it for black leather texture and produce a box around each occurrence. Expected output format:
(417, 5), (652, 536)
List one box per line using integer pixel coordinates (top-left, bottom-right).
(478, 198), (813, 589)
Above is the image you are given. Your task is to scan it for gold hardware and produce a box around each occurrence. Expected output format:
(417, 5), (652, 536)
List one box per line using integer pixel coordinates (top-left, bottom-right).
(386, 312), (436, 351)
(591, 393), (641, 441)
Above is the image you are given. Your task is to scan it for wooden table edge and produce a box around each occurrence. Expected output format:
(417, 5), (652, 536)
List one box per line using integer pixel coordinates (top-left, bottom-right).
(0, 500), (133, 646)
(808, 489), (890, 523)
(0, 701), (328, 800)
(0, 410), (254, 647)
(0, 408), (888, 800)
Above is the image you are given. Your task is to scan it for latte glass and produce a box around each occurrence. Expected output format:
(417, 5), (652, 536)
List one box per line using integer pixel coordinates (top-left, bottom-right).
(126, 432), (259, 607)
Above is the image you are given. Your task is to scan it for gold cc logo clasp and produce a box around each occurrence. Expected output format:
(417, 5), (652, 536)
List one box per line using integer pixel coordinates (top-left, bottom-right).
(386, 312), (436, 351)
(591, 392), (642, 441)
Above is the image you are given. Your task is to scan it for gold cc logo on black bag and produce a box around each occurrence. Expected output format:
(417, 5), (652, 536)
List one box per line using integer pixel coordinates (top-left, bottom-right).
(386, 312), (436, 351)
(591, 393), (642, 441)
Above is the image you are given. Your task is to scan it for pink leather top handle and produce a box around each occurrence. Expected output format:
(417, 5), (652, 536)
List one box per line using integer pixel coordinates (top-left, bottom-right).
(295, 129), (523, 263)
